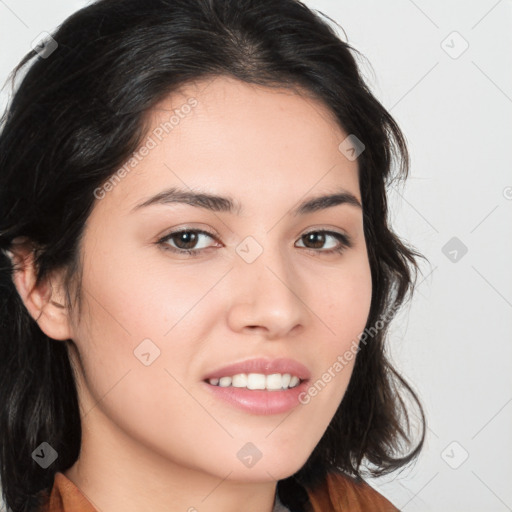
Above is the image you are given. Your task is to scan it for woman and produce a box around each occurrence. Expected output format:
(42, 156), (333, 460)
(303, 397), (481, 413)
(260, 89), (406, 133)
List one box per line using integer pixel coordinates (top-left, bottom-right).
(0, 0), (426, 511)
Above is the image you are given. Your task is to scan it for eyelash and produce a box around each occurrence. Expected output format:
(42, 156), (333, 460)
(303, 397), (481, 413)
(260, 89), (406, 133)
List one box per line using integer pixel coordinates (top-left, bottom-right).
(157, 228), (352, 257)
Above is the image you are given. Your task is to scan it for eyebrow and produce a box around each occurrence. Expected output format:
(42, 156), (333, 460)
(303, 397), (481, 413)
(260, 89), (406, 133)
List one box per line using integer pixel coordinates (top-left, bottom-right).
(130, 186), (362, 216)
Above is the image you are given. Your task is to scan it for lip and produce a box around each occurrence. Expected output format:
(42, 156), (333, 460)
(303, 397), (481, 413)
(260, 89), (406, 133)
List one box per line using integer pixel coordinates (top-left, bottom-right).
(202, 357), (311, 381)
(202, 378), (310, 415)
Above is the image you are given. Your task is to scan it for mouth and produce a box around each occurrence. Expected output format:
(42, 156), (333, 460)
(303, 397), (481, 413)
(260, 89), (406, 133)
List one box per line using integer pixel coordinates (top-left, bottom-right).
(201, 357), (311, 414)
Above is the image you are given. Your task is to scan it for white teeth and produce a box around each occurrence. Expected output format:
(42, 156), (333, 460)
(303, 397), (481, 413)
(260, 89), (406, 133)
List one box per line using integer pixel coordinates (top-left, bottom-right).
(280, 373), (291, 388)
(207, 373), (302, 390)
(232, 374), (248, 387)
(289, 375), (300, 387)
(219, 376), (232, 387)
(247, 373), (266, 390)
(266, 373), (287, 390)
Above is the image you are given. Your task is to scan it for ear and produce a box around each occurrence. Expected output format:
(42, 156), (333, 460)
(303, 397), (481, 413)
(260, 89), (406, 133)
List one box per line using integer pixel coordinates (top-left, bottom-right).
(7, 240), (74, 341)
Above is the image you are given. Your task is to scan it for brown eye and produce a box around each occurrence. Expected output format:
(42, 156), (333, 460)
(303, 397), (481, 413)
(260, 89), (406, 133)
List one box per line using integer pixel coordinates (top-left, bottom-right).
(169, 231), (200, 250)
(296, 230), (352, 254)
(302, 231), (326, 249)
(158, 229), (218, 256)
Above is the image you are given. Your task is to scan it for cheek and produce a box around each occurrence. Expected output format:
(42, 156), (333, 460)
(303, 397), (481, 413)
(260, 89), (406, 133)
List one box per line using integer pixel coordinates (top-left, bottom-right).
(283, 260), (372, 467)
(310, 254), (372, 396)
(79, 240), (215, 340)
(70, 248), (221, 412)
(69, 266), (211, 466)
(318, 255), (373, 346)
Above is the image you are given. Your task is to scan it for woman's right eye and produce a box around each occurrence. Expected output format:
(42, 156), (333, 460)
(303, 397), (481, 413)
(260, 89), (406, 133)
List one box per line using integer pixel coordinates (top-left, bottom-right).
(157, 229), (219, 257)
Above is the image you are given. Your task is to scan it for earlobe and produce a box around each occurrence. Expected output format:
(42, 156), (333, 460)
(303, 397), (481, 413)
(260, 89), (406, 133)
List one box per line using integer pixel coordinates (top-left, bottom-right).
(8, 241), (73, 341)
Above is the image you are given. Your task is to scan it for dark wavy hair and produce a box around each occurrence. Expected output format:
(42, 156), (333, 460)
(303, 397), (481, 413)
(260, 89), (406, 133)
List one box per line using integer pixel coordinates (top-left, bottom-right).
(0, 0), (426, 510)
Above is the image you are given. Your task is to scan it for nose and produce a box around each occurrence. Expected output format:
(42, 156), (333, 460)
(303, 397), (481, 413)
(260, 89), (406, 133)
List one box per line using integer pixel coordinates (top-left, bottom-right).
(226, 242), (309, 340)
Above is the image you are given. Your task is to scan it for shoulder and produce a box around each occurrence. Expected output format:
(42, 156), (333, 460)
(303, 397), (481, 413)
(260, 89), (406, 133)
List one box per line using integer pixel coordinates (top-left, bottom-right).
(306, 470), (400, 512)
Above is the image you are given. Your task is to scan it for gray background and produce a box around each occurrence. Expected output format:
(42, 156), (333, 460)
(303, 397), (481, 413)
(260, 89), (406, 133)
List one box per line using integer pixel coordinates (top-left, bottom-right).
(1, 1), (511, 511)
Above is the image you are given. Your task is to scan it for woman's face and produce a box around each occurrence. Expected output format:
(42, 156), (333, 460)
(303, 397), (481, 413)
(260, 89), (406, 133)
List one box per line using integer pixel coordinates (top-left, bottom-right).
(66, 75), (372, 483)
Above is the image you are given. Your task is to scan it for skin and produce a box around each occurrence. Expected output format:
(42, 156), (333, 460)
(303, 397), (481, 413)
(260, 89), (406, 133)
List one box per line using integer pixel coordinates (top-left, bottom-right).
(11, 75), (372, 512)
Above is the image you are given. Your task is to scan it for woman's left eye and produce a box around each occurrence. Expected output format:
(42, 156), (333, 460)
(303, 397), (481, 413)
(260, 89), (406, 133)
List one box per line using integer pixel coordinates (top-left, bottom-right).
(157, 228), (352, 257)
(296, 230), (352, 254)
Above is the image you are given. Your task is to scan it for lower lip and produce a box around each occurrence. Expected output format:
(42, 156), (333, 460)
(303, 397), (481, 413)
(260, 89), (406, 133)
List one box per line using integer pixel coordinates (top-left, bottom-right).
(202, 379), (310, 415)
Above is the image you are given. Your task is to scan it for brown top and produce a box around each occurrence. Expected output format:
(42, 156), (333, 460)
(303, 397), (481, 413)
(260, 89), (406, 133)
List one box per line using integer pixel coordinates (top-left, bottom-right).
(40, 470), (399, 512)
(307, 471), (399, 512)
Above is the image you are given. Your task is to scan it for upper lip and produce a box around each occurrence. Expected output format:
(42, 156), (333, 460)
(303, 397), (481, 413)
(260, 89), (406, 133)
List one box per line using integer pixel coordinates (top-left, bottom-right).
(203, 357), (311, 381)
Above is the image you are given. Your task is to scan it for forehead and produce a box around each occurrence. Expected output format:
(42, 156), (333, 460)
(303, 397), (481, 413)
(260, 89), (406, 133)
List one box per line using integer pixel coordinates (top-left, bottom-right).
(149, 75), (348, 155)
(95, 75), (361, 216)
